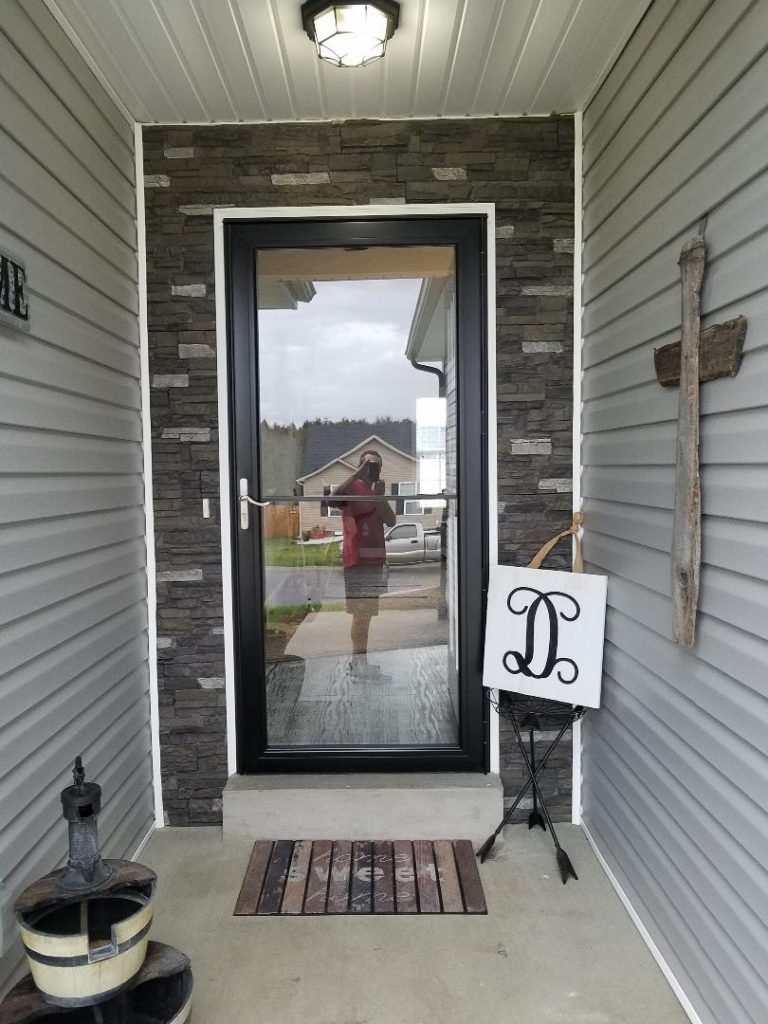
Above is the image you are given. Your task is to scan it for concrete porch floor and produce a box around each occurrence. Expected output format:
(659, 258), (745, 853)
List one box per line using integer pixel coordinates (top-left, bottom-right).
(142, 824), (688, 1024)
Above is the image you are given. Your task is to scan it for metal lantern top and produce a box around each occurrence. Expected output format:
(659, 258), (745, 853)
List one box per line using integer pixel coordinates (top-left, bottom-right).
(58, 756), (112, 892)
(60, 755), (102, 822)
(301, 1), (400, 68)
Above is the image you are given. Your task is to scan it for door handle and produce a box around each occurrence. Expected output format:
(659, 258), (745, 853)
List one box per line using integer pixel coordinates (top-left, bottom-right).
(239, 478), (270, 530)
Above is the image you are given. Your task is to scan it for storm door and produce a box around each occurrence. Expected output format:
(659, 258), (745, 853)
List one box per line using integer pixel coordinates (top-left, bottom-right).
(227, 216), (487, 772)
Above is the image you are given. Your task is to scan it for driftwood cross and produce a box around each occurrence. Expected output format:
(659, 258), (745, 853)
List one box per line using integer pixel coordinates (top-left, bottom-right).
(654, 238), (746, 647)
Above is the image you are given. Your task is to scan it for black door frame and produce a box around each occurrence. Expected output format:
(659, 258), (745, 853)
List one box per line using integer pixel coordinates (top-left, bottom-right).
(226, 214), (489, 773)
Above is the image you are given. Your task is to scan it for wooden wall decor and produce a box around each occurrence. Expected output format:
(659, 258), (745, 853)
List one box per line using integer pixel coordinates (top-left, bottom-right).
(655, 315), (747, 387)
(671, 235), (706, 648)
(659, 237), (748, 647)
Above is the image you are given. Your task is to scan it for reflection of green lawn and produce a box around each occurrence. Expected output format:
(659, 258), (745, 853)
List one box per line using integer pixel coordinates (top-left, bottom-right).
(264, 537), (341, 567)
(267, 602), (344, 623)
(265, 602), (345, 661)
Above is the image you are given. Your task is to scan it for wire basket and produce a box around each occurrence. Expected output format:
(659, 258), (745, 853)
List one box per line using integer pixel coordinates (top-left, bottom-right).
(485, 687), (586, 724)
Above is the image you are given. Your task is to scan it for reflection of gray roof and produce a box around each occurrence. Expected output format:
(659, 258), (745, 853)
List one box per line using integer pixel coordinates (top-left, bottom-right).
(301, 421), (416, 477)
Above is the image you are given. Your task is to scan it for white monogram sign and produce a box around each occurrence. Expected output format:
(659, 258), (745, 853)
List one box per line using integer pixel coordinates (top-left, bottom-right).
(483, 563), (607, 708)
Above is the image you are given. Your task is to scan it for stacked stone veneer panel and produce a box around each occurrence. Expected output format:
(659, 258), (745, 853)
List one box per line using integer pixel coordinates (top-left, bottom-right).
(143, 118), (574, 825)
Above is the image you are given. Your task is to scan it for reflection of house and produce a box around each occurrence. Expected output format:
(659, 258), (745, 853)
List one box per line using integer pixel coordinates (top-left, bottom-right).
(407, 277), (456, 497)
(297, 423), (443, 537)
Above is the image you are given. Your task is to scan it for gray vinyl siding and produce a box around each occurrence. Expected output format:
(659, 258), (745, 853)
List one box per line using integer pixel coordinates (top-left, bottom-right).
(0, 1), (152, 994)
(580, 2), (768, 1023)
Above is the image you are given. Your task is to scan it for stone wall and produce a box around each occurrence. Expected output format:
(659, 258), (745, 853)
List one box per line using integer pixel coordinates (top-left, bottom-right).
(143, 118), (574, 825)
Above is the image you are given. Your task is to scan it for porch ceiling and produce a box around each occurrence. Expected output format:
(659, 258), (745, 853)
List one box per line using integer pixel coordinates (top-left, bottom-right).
(43, 0), (652, 124)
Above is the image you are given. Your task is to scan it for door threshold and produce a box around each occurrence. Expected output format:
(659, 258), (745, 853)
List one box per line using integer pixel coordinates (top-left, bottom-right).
(223, 772), (503, 851)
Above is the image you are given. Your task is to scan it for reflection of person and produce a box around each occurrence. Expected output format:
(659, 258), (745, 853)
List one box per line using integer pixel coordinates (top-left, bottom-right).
(333, 450), (396, 678)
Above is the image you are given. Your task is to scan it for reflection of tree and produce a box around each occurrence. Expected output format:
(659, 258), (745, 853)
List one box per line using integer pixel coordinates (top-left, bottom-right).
(259, 421), (306, 495)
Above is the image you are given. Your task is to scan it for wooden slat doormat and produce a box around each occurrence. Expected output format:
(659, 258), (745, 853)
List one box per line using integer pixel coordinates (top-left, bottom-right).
(234, 840), (487, 916)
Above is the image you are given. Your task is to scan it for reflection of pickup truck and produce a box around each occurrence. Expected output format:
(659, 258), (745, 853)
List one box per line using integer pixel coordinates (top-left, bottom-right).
(385, 522), (442, 564)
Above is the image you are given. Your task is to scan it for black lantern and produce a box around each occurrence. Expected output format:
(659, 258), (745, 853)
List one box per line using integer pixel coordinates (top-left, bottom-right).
(301, 1), (401, 68)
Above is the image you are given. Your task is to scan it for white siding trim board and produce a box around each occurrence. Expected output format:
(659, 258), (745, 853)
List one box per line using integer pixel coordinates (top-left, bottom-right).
(135, 124), (164, 829)
(571, 111), (584, 825)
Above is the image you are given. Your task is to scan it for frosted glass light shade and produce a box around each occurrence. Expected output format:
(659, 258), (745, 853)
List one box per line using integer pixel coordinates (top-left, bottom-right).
(301, 1), (400, 68)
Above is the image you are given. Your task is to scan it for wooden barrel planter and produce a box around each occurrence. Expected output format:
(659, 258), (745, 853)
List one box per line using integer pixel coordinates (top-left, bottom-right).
(15, 864), (156, 1008)
(0, 763), (192, 1024)
(0, 942), (192, 1024)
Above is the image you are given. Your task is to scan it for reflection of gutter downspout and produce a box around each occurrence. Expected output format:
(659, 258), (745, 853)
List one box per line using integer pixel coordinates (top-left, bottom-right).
(410, 357), (445, 398)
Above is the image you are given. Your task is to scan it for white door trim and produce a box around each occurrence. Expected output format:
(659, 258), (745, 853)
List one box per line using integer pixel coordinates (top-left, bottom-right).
(135, 125), (164, 829)
(571, 111), (584, 825)
(213, 203), (498, 777)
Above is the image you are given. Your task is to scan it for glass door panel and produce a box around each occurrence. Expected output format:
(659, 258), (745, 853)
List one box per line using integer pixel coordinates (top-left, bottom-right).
(255, 246), (458, 748)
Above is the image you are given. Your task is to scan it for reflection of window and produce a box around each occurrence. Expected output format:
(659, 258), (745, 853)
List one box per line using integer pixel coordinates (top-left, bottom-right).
(419, 453), (446, 497)
(322, 484), (341, 517)
(396, 481), (422, 516)
(416, 426), (446, 452)
(389, 524), (418, 540)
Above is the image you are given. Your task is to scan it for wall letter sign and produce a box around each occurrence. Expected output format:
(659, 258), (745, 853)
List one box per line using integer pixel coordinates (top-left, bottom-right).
(0, 250), (30, 332)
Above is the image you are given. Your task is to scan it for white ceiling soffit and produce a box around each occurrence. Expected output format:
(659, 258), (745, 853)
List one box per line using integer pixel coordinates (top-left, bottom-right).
(43, 0), (653, 124)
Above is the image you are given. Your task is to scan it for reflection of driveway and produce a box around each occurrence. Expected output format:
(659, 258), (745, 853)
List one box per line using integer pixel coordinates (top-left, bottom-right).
(265, 564), (439, 608)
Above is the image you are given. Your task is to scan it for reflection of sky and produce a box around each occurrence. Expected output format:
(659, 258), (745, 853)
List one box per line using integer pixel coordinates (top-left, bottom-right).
(258, 278), (437, 424)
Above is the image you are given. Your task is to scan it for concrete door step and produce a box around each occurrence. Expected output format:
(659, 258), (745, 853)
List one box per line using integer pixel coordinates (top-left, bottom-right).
(222, 773), (503, 851)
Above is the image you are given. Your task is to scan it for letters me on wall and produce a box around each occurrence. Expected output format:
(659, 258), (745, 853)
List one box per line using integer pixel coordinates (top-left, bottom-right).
(0, 249), (30, 332)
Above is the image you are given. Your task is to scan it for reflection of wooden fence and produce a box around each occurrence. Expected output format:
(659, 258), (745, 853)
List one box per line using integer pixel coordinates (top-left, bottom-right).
(263, 504), (299, 539)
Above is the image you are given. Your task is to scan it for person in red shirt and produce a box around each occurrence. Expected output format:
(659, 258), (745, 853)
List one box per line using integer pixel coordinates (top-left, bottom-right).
(332, 449), (396, 678)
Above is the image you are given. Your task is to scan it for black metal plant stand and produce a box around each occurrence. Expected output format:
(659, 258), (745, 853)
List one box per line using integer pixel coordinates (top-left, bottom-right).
(480, 691), (587, 884)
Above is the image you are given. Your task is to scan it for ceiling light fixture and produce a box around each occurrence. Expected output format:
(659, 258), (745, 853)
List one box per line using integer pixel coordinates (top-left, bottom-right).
(301, 1), (401, 68)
